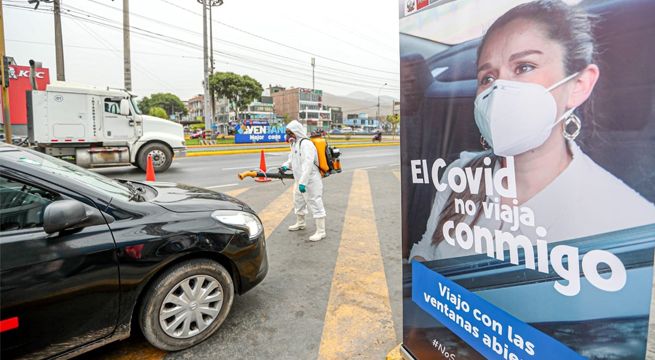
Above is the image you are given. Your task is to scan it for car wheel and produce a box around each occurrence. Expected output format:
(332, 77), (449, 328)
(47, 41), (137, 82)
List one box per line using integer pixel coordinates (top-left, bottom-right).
(139, 259), (234, 351)
(138, 143), (173, 173)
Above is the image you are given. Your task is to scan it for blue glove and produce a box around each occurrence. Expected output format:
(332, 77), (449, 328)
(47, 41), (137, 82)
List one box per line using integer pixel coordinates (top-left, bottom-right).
(280, 166), (288, 172)
(299, 184), (306, 193)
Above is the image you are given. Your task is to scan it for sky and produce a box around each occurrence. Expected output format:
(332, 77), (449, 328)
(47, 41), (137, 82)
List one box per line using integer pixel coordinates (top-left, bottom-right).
(4, 0), (400, 101)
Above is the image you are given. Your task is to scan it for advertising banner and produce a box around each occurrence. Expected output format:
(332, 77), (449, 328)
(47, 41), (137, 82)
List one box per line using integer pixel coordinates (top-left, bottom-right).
(235, 121), (286, 143)
(399, 1), (655, 359)
(5, 65), (50, 125)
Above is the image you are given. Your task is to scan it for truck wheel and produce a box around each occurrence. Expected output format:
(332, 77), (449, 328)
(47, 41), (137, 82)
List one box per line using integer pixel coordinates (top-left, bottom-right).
(139, 259), (234, 351)
(138, 143), (173, 173)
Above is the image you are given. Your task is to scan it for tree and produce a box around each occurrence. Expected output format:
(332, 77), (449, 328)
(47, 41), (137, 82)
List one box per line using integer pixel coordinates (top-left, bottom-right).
(387, 114), (400, 140)
(209, 72), (263, 122)
(138, 93), (188, 117)
(148, 106), (168, 119)
(282, 114), (292, 124)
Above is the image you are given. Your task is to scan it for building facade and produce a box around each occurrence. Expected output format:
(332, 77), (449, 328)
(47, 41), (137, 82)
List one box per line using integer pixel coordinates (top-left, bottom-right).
(272, 87), (331, 131)
(186, 94), (204, 123)
(344, 112), (379, 131)
(329, 106), (343, 129)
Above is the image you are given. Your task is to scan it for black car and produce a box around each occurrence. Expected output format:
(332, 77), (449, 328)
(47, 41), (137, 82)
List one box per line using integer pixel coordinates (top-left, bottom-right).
(0, 144), (268, 359)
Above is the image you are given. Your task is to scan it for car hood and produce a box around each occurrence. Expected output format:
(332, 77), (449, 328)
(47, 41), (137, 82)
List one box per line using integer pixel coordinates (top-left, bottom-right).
(148, 182), (248, 213)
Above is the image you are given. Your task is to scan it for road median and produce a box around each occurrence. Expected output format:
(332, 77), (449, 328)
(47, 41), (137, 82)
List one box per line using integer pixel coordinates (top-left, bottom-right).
(185, 142), (400, 157)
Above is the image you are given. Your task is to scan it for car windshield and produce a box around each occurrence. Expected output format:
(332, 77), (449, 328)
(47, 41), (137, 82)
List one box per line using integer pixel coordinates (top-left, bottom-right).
(130, 97), (142, 115)
(14, 149), (134, 201)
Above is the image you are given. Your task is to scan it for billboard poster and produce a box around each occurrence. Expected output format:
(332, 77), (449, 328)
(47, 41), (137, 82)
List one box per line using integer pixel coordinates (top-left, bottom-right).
(4, 65), (50, 125)
(399, 1), (655, 359)
(235, 121), (286, 143)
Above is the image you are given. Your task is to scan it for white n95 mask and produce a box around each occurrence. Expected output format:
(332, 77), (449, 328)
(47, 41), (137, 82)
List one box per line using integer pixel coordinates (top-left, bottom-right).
(474, 73), (579, 156)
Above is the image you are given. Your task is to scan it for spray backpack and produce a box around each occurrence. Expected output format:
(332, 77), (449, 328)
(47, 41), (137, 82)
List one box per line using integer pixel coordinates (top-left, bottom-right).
(300, 137), (342, 177)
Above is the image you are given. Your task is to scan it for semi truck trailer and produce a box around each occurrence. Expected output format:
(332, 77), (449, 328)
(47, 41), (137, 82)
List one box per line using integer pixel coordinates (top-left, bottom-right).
(25, 82), (186, 172)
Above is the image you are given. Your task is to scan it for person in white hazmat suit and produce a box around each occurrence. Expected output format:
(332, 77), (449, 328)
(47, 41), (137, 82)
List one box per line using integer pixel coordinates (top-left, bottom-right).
(280, 120), (327, 241)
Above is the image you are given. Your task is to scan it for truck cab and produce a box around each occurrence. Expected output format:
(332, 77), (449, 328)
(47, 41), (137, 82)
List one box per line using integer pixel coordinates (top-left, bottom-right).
(26, 82), (186, 172)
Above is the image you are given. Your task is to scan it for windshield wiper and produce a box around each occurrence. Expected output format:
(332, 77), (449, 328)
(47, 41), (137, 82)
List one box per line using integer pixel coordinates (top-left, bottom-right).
(119, 180), (145, 202)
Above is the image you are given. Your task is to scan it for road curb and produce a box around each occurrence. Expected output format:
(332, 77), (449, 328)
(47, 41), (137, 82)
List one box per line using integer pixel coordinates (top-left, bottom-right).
(185, 142), (400, 157)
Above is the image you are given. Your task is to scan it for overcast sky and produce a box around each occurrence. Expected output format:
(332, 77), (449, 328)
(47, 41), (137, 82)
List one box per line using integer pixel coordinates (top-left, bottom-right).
(4, 0), (400, 101)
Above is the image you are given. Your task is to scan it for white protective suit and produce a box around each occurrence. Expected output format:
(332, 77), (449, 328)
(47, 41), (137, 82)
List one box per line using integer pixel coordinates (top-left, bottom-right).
(282, 121), (326, 219)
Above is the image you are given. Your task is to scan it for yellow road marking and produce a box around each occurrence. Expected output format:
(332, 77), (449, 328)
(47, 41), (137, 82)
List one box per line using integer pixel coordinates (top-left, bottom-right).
(184, 142), (400, 157)
(225, 187), (249, 198)
(91, 337), (165, 360)
(318, 170), (396, 359)
(392, 170), (400, 182)
(257, 185), (295, 238)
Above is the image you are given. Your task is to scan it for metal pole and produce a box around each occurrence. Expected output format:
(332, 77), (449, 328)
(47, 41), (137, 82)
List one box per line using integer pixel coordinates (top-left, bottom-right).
(209, 4), (215, 131)
(202, 0), (211, 130)
(123, 0), (131, 91)
(54, 0), (65, 81)
(0, 0), (13, 143)
(311, 57), (315, 91)
(377, 82), (387, 130)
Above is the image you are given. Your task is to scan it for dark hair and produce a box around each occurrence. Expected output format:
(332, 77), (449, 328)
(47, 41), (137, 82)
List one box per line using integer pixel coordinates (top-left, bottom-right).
(432, 0), (596, 246)
(477, 0), (596, 75)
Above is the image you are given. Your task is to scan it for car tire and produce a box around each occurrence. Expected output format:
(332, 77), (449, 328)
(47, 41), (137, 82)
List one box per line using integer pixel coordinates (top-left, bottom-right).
(137, 143), (173, 173)
(139, 259), (234, 351)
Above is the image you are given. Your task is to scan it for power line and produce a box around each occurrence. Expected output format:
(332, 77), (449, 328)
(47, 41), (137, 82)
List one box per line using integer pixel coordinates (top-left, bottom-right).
(156, 0), (399, 74)
(5, 4), (400, 93)
(58, 2), (400, 86)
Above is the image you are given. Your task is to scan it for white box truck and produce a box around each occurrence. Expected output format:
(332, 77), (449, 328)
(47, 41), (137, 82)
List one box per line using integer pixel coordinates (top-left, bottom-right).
(26, 82), (186, 172)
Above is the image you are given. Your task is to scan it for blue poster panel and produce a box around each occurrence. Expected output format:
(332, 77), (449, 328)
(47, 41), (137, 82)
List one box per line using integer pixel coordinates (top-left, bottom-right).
(235, 121), (286, 143)
(399, 1), (655, 359)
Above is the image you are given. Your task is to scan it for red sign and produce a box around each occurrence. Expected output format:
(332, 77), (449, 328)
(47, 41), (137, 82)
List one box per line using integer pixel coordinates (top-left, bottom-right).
(417, 0), (429, 10)
(5, 65), (51, 125)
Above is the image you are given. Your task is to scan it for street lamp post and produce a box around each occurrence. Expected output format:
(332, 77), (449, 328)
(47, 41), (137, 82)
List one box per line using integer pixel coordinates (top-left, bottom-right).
(376, 82), (387, 131)
(197, 0), (223, 132)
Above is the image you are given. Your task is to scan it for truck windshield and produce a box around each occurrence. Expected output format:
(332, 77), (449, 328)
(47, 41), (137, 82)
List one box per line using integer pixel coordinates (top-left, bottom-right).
(130, 97), (142, 115)
(15, 149), (133, 201)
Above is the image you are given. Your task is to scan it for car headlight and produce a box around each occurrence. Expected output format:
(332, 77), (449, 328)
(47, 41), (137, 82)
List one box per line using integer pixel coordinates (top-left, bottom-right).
(211, 210), (263, 239)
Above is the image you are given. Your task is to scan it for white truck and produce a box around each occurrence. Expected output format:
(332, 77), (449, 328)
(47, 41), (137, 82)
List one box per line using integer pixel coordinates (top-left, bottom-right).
(26, 82), (186, 172)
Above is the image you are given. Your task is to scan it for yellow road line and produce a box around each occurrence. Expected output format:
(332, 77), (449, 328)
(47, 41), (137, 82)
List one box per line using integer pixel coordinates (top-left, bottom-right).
(224, 187), (250, 198)
(256, 184), (295, 238)
(318, 170), (396, 359)
(393, 170), (400, 182)
(184, 143), (400, 158)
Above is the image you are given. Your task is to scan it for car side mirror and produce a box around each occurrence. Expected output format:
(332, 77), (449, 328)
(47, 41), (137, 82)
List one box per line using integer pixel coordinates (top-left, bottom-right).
(120, 99), (130, 116)
(43, 200), (108, 234)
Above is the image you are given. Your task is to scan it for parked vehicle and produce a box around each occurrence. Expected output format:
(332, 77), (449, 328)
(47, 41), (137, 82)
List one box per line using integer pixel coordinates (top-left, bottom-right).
(26, 82), (186, 173)
(190, 129), (205, 139)
(329, 129), (342, 135)
(0, 144), (268, 359)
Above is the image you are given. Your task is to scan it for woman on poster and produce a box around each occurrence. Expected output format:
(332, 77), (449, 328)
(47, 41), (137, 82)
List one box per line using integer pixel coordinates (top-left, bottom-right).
(410, 0), (655, 261)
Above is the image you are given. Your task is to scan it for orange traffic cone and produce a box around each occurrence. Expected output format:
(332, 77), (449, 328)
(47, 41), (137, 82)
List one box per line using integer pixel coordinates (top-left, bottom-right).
(255, 150), (271, 183)
(145, 154), (156, 182)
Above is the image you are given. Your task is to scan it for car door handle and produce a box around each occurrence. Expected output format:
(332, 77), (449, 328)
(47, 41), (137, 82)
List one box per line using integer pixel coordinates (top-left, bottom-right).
(128, 120), (135, 126)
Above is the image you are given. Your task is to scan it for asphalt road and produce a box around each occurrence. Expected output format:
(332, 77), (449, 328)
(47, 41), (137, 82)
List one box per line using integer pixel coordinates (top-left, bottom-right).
(93, 146), (401, 189)
(84, 145), (403, 360)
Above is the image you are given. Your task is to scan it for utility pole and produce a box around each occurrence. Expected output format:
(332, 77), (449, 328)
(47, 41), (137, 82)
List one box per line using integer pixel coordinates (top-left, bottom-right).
(200, 0), (211, 131)
(123, 0), (131, 91)
(53, 0), (65, 81)
(311, 57), (315, 91)
(0, 0), (13, 143)
(209, 2), (215, 132)
(377, 82), (387, 126)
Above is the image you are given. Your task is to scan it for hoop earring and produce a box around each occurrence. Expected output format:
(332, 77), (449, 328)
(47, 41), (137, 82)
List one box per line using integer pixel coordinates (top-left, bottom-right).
(563, 114), (581, 141)
(480, 136), (490, 150)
